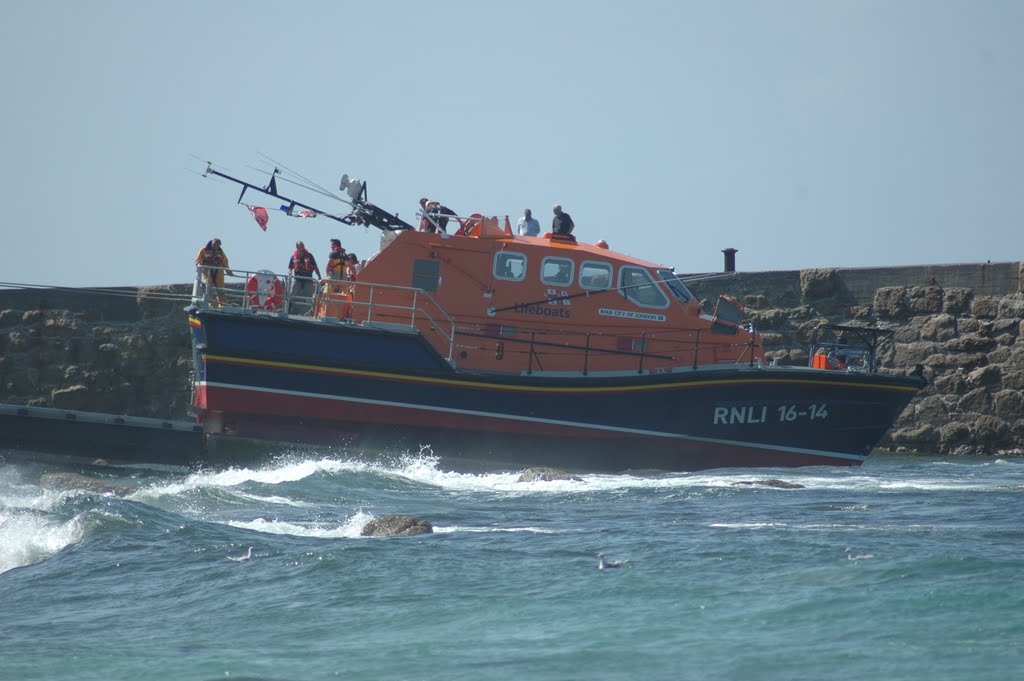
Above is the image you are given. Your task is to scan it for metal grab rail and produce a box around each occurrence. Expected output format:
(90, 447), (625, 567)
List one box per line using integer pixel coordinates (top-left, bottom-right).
(467, 322), (763, 375)
(192, 266), (458, 363)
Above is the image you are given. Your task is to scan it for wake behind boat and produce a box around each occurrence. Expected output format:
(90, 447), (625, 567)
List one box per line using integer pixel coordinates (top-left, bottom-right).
(188, 162), (925, 472)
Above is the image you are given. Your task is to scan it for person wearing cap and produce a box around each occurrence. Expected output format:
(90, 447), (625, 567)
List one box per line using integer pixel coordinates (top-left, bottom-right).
(517, 209), (540, 237)
(287, 240), (321, 314)
(419, 197), (457, 233)
(552, 204), (574, 236)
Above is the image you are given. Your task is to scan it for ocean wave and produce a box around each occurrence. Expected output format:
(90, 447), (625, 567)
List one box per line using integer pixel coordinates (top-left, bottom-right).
(0, 509), (85, 575)
(224, 510), (374, 539)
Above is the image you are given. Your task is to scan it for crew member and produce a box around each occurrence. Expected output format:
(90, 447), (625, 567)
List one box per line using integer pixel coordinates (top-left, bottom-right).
(552, 204), (574, 236)
(194, 238), (232, 305)
(419, 198), (457, 233)
(326, 238), (347, 281)
(287, 241), (321, 314)
(346, 252), (360, 281)
(517, 208), (540, 237)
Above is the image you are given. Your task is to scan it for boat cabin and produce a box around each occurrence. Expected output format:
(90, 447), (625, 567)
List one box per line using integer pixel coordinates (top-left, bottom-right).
(198, 224), (764, 377)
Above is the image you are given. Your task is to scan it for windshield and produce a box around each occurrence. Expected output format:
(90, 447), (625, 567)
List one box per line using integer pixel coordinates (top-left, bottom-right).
(656, 269), (693, 302)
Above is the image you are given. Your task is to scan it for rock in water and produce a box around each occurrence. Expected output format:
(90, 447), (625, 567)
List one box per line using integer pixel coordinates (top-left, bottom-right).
(517, 467), (583, 483)
(731, 479), (805, 489)
(361, 515), (433, 537)
(39, 472), (137, 496)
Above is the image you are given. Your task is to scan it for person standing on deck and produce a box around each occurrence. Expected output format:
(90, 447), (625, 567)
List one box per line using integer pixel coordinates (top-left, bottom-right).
(287, 241), (321, 314)
(552, 204), (574, 236)
(195, 238), (232, 305)
(326, 239), (347, 282)
(517, 209), (540, 236)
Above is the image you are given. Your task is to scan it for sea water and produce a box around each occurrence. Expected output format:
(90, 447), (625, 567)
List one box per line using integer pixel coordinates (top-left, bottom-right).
(1, 449), (1022, 681)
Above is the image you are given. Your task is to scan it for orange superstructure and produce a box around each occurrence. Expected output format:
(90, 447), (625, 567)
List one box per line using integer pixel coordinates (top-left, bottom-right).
(329, 228), (762, 376)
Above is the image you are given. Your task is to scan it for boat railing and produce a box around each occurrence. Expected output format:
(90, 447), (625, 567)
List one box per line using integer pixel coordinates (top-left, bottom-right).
(192, 266), (457, 362)
(455, 321), (764, 375)
(808, 323), (893, 373)
(316, 278), (457, 361)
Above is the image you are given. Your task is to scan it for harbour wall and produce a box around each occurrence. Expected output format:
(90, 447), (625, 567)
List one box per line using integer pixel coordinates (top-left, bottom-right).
(1, 261), (1022, 456)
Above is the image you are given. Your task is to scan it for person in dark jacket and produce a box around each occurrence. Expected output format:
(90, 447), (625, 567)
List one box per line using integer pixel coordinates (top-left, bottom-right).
(552, 204), (574, 235)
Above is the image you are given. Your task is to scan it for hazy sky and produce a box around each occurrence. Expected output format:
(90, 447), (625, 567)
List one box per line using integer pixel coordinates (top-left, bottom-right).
(2, 0), (1022, 288)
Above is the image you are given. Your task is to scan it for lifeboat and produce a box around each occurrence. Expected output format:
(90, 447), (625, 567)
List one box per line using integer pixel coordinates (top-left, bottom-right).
(187, 164), (925, 472)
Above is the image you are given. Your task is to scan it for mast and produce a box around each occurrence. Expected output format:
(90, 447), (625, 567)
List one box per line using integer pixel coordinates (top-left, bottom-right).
(203, 163), (414, 232)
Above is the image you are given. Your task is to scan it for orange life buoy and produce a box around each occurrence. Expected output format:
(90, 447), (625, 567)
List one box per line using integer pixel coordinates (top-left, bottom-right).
(458, 212), (484, 237)
(246, 270), (284, 311)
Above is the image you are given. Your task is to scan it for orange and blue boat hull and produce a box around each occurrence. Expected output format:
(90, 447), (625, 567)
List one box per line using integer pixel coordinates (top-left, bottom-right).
(189, 309), (924, 472)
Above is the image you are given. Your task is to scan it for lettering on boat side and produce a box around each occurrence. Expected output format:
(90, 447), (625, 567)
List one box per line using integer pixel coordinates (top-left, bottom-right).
(598, 308), (667, 322)
(512, 301), (572, 318)
(713, 404), (830, 425)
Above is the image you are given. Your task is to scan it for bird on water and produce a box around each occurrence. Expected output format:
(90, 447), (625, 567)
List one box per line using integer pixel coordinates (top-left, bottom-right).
(597, 553), (628, 570)
(845, 547), (875, 561)
(229, 547), (255, 562)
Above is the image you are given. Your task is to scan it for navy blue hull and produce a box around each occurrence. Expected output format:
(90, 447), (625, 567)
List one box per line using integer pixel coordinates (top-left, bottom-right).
(191, 309), (924, 472)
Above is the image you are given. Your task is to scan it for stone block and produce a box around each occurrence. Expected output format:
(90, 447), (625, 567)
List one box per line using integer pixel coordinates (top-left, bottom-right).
(945, 334), (997, 353)
(994, 390), (1024, 421)
(913, 395), (950, 421)
(972, 296), (999, 318)
(942, 288), (973, 315)
(874, 287), (909, 320)
(890, 424), (938, 446)
(1003, 370), (1024, 391)
(909, 286), (943, 314)
(920, 314), (957, 342)
(967, 365), (1002, 389)
(954, 353), (989, 371)
(958, 387), (993, 414)
(800, 268), (844, 300)
(938, 421), (972, 447)
(972, 415), (1012, 450)
(998, 294), (1024, 319)
(894, 325), (921, 343)
(989, 318), (1020, 338)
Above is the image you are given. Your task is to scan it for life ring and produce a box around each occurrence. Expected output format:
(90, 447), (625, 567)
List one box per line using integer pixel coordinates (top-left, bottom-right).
(458, 213), (484, 237)
(246, 270), (284, 311)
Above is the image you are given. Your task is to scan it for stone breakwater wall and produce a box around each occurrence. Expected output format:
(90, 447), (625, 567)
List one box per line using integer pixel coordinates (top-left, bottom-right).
(0, 285), (195, 421)
(688, 261), (1024, 455)
(1, 260), (1022, 456)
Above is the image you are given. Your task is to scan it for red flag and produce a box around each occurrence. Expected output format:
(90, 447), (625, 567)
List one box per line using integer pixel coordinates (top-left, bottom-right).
(249, 206), (269, 231)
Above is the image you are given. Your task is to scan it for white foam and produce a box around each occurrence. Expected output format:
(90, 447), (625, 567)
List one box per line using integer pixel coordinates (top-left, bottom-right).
(431, 525), (557, 534)
(225, 510), (374, 539)
(0, 510), (85, 575)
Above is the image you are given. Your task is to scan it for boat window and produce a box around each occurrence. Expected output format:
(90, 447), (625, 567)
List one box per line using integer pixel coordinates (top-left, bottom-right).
(493, 252), (526, 282)
(655, 268), (693, 302)
(618, 266), (669, 308)
(412, 259), (440, 292)
(579, 261), (613, 291)
(541, 257), (574, 286)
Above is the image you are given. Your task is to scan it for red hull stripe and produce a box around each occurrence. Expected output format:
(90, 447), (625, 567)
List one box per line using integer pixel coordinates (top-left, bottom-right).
(202, 382), (868, 463)
(204, 354), (919, 397)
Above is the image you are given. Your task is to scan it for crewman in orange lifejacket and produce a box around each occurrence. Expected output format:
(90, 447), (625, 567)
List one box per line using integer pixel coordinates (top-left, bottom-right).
(195, 238), (230, 286)
(326, 238), (347, 281)
(287, 241), (321, 315)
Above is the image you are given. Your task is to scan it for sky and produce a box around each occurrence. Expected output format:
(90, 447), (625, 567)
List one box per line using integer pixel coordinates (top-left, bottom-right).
(1, 0), (1022, 288)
